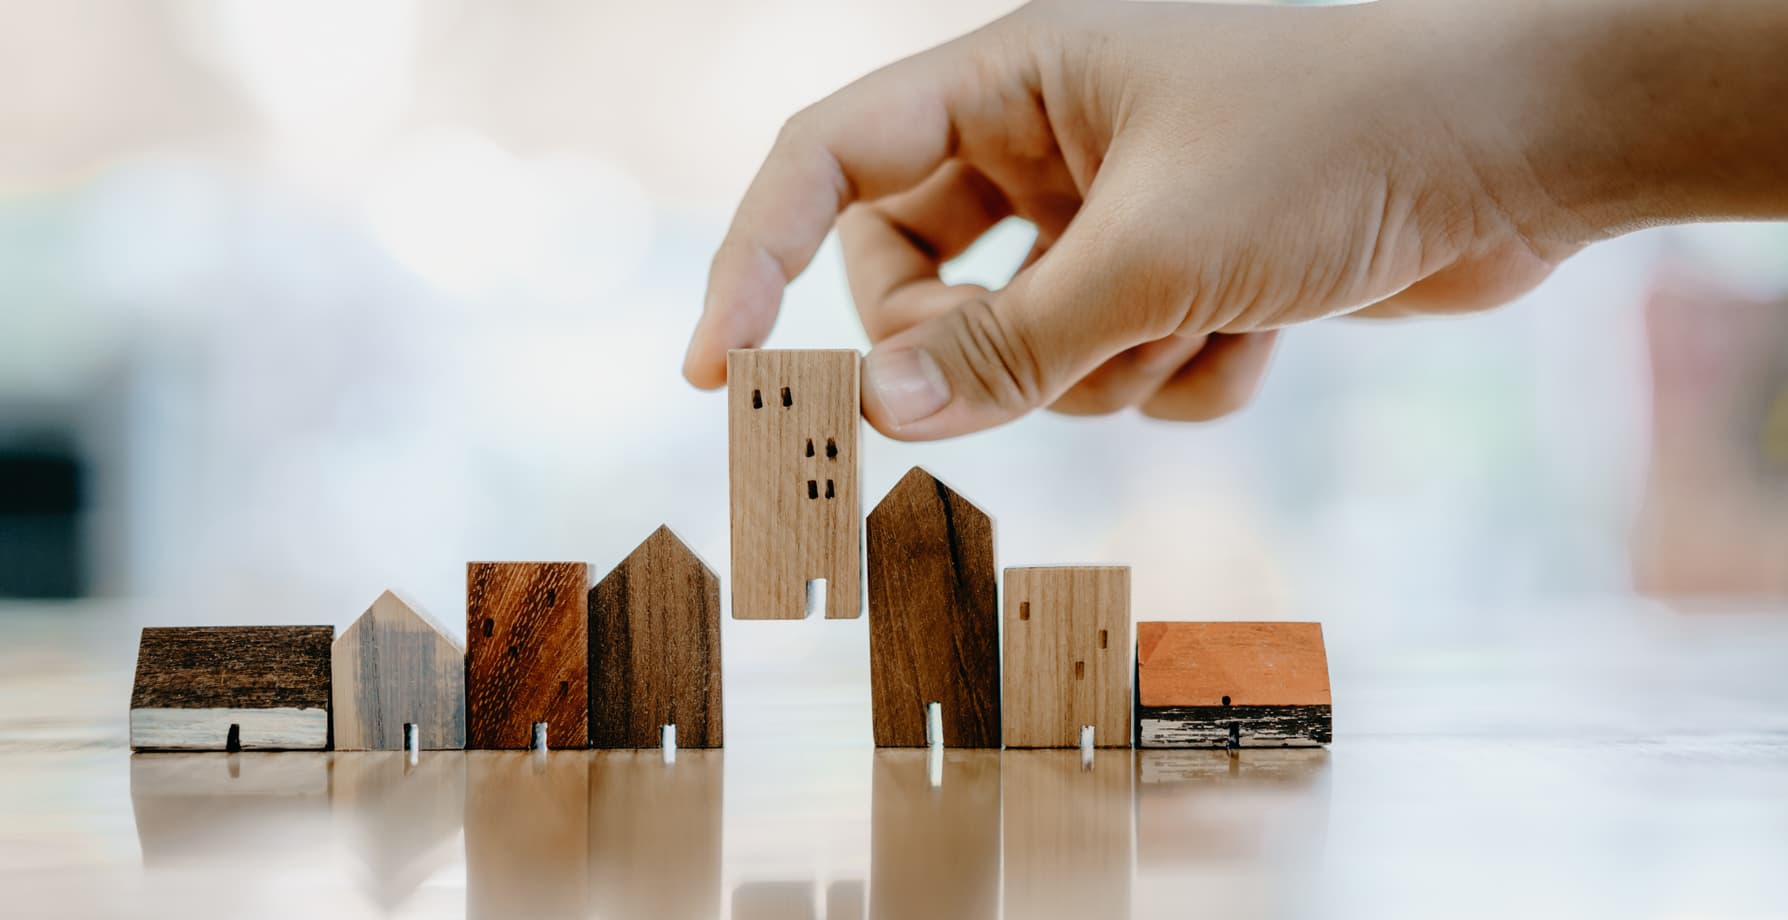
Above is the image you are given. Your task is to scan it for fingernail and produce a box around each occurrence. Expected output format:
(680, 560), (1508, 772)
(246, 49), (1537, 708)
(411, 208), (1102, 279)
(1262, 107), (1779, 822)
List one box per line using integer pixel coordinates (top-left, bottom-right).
(866, 348), (951, 428)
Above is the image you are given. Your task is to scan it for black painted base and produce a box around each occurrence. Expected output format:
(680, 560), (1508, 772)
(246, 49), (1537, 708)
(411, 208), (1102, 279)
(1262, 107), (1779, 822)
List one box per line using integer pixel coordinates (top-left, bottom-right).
(1137, 704), (1332, 748)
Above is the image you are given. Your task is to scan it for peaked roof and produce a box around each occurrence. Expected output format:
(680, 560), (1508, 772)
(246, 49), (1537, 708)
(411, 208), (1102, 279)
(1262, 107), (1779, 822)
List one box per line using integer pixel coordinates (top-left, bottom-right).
(868, 465), (990, 523)
(597, 524), (717, 585)
(338, 589), (464, 652)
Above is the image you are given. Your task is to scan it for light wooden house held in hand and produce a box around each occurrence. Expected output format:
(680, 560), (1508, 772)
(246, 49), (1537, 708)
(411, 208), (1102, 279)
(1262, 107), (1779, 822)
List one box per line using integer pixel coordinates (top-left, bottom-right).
(727, 349), (861, 620)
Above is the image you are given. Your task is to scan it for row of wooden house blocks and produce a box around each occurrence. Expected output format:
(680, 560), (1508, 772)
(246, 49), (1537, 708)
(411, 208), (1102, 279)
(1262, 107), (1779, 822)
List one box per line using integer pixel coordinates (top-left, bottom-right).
(128, 349), (1332, 752)
(129, 526), (722, 752)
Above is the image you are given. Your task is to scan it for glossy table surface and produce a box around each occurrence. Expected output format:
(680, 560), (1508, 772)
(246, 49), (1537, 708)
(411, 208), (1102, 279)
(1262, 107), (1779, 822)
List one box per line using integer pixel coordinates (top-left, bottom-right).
(3, 600), (1787, 919)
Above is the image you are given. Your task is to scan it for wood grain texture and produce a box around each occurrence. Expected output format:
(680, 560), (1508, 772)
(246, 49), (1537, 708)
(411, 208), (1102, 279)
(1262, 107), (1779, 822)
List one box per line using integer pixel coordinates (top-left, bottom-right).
(465, 752), (588, 918)
(131, 708), (327, 752)
(727, 348), (861, 619)
(1138, 704), (1331, 747)
(1001, 566), (1132, 748)
(866, 467), (999, 747)
(130, 626), (333, 751)
(1002, 751), (1133, 918)
(465, 563), (589, 750)
(332, 590), (466, 751)
(870, 751), (1000, 919)
(588, 751), (723, 919)
(1135, 621), (1332, 748)
(588, 526), (723, 748)
(1137, 622), (1330, 707)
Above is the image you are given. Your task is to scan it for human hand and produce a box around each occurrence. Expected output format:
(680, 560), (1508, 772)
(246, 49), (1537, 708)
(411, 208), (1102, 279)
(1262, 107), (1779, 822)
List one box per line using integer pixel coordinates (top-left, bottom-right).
(684, 0), (1787, 440)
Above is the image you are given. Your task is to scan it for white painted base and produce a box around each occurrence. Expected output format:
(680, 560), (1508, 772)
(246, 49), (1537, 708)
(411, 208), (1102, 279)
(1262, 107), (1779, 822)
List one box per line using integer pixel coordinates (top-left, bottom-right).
(130, 707), (328, 751)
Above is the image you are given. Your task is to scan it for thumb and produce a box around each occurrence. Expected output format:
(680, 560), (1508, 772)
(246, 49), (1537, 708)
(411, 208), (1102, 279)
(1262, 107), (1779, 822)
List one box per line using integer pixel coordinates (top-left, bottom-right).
(860, 191), (1188, 440)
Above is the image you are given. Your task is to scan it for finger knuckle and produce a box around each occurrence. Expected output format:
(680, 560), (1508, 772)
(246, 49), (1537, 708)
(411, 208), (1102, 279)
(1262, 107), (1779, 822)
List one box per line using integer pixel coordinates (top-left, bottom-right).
(708, 235), (746, 273)
(777, 105), (826, 148)
(941, 299), (1046, 413)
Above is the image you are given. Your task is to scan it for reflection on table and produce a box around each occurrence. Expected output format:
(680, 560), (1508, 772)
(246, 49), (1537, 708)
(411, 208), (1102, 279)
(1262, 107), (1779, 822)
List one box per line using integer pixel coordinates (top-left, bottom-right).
(127, 746), (1334, 919)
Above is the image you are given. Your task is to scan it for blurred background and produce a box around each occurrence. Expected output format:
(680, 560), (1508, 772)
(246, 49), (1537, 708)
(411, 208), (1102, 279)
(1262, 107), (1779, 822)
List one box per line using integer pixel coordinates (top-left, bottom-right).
(3, 0), (1788, 748)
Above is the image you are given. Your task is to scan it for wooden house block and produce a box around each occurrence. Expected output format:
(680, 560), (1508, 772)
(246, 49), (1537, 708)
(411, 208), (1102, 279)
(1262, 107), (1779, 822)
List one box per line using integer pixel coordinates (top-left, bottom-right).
(465, 562), (589, 750)
(727, 348), (861, 619)
(866, 467), (999, 747)
(1001, 566), (1132, 748)
(1135, 621), (1332, 748)
(588, 526), (723, 748)
(129, 626), (333, 751)
(332, 590), (466, 751)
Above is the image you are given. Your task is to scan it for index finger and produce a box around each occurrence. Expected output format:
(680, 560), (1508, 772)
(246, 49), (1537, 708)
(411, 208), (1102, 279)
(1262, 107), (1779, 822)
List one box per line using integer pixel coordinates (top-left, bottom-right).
(682, 43), (969, 389)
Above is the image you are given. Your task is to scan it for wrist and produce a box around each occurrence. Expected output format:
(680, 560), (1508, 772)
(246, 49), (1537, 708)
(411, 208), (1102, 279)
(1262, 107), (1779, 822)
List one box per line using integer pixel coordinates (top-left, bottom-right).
(1507, 0), (1788, 240)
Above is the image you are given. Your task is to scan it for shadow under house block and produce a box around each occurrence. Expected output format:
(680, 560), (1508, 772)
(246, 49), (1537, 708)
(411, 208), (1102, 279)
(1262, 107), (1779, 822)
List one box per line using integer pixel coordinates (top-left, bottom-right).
(129, 626), (333, 751)
(1135, 622), (1332, 748)
(1001, 566), (1132, 748)
(466, 562), (589, 750)
(727, 348), (861, 619)
(332, 590), (466, 751)
(867, 467), (1000, 747)
(588, 525), (723, 748)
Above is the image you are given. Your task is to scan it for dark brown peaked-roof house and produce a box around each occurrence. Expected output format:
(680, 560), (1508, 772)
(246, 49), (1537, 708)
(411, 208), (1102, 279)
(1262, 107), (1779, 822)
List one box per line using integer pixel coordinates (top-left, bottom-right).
(588, 525), (723, 748)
